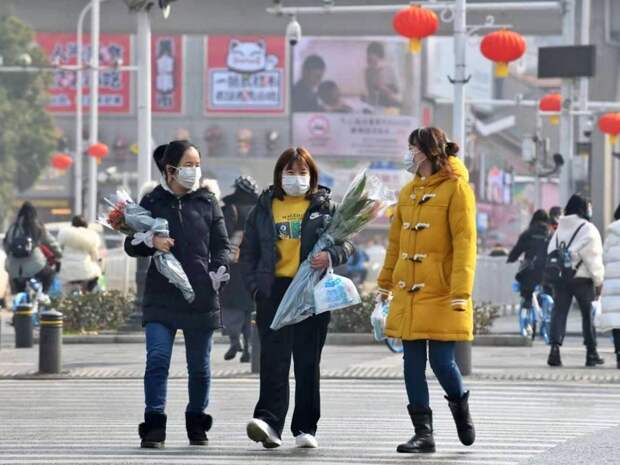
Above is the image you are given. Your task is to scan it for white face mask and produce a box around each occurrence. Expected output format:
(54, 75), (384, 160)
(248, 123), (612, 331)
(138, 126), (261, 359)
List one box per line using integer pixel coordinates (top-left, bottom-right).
(175, 166), (201, 189)
(404, 148), (425, 174)
(282, 175), (310, 197)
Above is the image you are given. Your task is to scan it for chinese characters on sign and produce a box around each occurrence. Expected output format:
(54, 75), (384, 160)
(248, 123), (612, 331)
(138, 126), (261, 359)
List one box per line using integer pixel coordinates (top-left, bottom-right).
(152, 35), (183, 113)
(36, 33), (131, 113)
(205, 36), (286, 114)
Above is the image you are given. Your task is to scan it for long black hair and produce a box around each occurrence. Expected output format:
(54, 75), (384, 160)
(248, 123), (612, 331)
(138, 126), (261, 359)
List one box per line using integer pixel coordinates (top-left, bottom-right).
(530, 209), (549, 227)
(564, 194), (590, 220)
(15, 202), (43, 242)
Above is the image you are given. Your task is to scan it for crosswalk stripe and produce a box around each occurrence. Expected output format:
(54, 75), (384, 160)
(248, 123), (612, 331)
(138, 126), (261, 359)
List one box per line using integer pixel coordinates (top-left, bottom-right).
(0, 378), (618, 465)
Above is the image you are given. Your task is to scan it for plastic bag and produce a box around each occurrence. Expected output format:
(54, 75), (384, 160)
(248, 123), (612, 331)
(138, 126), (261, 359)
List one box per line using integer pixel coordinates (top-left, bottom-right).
(371, 299), (390, 341)
(314, 268), (361, 314)
(592, 299), (602, 325)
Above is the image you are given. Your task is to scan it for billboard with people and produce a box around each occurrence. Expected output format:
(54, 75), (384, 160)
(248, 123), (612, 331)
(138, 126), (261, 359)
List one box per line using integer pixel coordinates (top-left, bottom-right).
(291, 37), (419, 159)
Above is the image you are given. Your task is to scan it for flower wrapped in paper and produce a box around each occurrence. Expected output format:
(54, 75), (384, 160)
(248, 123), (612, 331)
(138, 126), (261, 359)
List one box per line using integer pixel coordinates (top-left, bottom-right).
(99, 190), (195, 303)
(270, 170), (393, 330)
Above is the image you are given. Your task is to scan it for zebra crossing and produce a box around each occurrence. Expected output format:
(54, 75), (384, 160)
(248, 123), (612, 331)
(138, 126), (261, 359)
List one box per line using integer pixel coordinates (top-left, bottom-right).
(0, 378), (618, 465)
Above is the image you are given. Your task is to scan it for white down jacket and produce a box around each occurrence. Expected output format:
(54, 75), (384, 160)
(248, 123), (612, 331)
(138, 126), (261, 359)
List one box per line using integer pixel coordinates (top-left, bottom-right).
(599, 219), (620, 331)
(547, 215), (604, 287)
(57, 226), (102, 283)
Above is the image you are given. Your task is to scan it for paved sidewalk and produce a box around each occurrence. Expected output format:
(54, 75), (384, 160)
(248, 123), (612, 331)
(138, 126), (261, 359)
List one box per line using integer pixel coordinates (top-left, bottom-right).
(1, 320), (618, 382)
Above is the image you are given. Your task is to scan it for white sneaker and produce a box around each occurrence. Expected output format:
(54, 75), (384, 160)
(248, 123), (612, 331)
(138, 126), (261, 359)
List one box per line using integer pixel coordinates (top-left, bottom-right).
(295, 433), (319, 449)
(246, 419), (281, 449)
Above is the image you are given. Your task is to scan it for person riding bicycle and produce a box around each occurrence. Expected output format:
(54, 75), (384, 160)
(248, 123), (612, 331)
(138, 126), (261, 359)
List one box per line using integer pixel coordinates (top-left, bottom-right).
(3, 202), (62, 294)
(507, 209), (551, 308)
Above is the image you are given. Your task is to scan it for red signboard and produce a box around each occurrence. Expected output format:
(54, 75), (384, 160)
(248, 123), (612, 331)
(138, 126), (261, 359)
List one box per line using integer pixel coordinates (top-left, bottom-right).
(36, 32), (132, 113)
(205, 35), (286, 115)
(152, 35), (183, 113)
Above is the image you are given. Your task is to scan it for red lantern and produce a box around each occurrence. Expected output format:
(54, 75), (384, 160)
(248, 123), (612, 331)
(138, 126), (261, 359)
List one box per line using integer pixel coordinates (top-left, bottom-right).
(393, 5), (439, 54)
(480, 30), (526, 78)
(599, 113), (620, 144)
(87, 142), (109, 164)
(51, 152), (73, 172)
(539, 93), (562, 125)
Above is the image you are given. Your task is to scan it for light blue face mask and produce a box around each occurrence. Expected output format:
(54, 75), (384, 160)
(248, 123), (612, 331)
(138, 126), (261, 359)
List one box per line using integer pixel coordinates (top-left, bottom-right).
(403, 148), (425, 174)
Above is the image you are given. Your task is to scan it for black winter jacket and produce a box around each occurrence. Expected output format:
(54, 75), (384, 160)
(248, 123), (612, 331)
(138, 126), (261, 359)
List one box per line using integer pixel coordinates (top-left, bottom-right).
(507, 221), (550, 287)
(124, 185), (231, 330)
(239, 186), (354, 299)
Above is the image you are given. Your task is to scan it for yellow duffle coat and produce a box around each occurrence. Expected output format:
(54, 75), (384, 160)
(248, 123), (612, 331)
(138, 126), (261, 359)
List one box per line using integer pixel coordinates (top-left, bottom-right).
(378, 157), (477, 342)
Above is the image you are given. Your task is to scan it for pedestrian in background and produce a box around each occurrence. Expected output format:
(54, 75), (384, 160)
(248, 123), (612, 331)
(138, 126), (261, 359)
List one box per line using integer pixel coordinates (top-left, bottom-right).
(507, 209), (551, 309)
(221, 175), (259, 362)
(3, 202), (62, 294)
(599, 203), (620, 369)
(57, 215), (102, 294)
(547, 194), (605, 367)
(124, 140), (231, 449)
(377, 127), (476, 454)
(549, 206), (562, 232)
(240, 147), (353, 449)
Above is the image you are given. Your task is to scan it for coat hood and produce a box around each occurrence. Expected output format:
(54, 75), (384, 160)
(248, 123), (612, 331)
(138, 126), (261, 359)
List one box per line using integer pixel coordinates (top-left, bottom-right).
(413, 156), (470, 187)
(449, 156), (470, 183)
(607, 219), (620, 238)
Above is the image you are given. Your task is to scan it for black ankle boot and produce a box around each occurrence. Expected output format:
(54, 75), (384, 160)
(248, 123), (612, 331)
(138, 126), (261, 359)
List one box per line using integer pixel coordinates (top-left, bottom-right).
(186, 412), (213, 446)
(139, 412), (166, 448)
(397, 406), (436, 453)
(547, 344), (562, 367)
(224, 340), (241, 361)
(586, 348), (605, 367)
(616, 352), (620, 369)
(446, 391), (475, 446)
(240, 348), (250, 363)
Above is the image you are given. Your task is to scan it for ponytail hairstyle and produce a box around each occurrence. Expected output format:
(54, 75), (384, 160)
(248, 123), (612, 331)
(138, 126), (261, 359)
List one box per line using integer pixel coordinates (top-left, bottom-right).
(408, 127), (459, 177)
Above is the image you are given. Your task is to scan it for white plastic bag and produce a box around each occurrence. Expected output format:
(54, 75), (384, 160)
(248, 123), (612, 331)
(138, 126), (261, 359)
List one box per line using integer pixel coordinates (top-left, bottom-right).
(592, 299), (602, 326)
(313, 268), (361, 314)
(371, 298), (390, 341)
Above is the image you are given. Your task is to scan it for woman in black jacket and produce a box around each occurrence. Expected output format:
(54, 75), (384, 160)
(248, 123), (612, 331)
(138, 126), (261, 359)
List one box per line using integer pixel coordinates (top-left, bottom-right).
(240, 147), (353, 450)
(507, 209), (551, 308)
(124, 140), (231, 449)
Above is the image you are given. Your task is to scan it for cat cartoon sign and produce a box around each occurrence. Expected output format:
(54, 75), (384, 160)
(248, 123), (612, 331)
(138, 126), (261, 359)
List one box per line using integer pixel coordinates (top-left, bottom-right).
(206, 35), (286, 114)
(227, 39), (279, 74)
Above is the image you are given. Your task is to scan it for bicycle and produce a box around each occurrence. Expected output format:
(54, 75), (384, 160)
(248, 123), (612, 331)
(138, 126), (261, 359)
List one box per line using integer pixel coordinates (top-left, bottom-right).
(513, 282), (553, 343)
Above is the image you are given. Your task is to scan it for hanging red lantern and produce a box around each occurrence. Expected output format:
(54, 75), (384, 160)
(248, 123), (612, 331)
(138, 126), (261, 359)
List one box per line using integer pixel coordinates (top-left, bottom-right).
(480, 29), (526, 78)
(51, 152), (73, 172)
(539, 93), (562, 125)
(598, 113), (620, 144)
(393, 5), (439, 54)
(87, 142), (109, 164)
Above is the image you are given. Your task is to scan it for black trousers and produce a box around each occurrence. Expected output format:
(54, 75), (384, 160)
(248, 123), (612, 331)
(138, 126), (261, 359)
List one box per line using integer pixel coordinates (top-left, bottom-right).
(254, 277), (330, 438)
(550, 278), (597, 348)
(613, 329), (620, 355)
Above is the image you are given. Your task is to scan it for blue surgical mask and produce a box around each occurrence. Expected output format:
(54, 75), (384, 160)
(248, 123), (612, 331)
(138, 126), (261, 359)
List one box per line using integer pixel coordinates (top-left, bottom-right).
(175, 166), (201, 189)
(282, 175), (310, 196)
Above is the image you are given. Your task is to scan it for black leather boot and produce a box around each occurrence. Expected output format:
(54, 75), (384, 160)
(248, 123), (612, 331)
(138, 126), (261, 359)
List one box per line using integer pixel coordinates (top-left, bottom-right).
(547, 344), (562, 367)
(186, 412), (213, 446)
(586, 347), (605, 367)
(224, 339), (241, 361)
(397, 406), (436, 453)
(139, 412), (166, 448)
(616, 352), (620, 369)
(446, 391), (476, 446)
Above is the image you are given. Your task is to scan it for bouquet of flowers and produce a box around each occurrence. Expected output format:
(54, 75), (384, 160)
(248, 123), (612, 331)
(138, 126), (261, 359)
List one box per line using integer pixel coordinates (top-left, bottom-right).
(270, 170), (393, 330)
(99, 190), (195, 303)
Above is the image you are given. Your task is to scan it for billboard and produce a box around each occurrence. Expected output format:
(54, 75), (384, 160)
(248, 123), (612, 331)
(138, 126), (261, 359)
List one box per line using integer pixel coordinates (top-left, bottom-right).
(36, 32), (132, 113)
(205, 35), (287, 114)
(292, 37), (418, 158)
(152, 35), (184, 113)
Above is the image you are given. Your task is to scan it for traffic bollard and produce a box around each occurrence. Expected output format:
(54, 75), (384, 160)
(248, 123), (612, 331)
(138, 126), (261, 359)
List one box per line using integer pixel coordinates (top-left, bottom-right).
(250, 315), (260, 374)
(39, 309), (63, 374)
(455, 341), (472, 376)
(14, 304), (34, 348)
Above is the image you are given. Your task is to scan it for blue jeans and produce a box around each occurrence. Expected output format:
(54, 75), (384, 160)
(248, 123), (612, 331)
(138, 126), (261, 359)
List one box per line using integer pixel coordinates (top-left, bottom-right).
(144, 322), (213, 415)
(403, 340), (465, 409)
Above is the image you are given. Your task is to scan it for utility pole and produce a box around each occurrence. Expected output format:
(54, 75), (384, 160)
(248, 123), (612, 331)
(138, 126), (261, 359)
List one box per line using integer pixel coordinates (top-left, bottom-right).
(136, 10), (152, 194)
(559, 0), (576, 204)
(452, 0), (467, 153)
(87, 0), (100, 223)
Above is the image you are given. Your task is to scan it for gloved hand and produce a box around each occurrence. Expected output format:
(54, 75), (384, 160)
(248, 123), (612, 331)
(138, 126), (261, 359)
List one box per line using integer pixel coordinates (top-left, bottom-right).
(209, 265), (230, 292)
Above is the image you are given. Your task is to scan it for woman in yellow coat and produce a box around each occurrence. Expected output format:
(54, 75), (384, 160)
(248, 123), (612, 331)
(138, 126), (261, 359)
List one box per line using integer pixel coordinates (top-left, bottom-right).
(378, 127), (477, 454)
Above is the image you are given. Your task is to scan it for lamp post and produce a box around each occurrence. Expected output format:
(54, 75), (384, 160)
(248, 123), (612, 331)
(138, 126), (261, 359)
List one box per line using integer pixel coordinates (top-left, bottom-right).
(87, 0), (101, 223)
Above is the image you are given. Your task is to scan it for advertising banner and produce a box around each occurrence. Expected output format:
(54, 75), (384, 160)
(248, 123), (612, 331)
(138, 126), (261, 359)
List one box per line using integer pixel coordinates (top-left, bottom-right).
(205, 35), (286, 114)
(36, 32), (131, 113)
(292, 37), (418, 158)
(152, 35), (184, 113)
